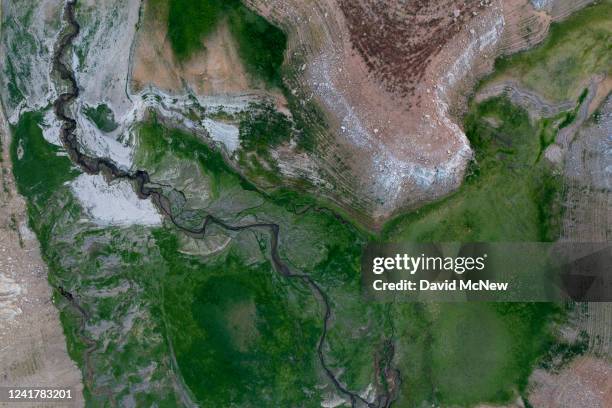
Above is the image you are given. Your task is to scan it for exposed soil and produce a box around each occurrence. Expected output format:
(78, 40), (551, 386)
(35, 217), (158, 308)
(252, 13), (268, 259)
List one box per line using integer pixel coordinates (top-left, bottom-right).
(131, 1), (249, 95)
(131, 0), (287, 107)
(338, 0), (484, 101)
(529, 356), (612, 408)
(559, 93), (611, 363)
(253, 0), (495, 225)
(588, 77), (612, 117)
(498, 0), (553, 55)
(548, 0), (596, 20)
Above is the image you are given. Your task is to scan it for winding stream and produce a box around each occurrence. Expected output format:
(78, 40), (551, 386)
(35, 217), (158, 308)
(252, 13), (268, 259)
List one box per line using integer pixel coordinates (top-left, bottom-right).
(51, 1), (397, 407)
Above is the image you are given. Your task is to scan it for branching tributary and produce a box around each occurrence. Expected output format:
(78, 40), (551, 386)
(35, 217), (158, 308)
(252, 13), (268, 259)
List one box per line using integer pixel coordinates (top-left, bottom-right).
(51, 1), (397, 407)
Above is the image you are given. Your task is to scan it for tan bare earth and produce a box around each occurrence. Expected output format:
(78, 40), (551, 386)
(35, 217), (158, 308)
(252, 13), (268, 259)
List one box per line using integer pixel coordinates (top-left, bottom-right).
(589, 77), (612, 117)
(131, 0), (249, 95)
(498, 0), (552, 54)
(0, 110), (84, 406)
(529, 357), (612, 408)
(131, 0), (288, 104)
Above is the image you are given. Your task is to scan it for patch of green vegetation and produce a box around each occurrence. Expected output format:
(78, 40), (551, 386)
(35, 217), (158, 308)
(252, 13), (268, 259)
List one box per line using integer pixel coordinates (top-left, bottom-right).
(532, 170), (564, 242)
(558, 110), (577, 129)
(492, 303), (562, 392)
(55, 291), (88, 368)
(136, 115), (257, 198)
(559, 88), (589, 129)
(384, 97), (564, 242)
(9, 112), (184, 403)
(239, 102), (292, 152)
(134, 117), (168, 168)
(431, 304), (513, 404)
(45, 223), (185, 405)
(227, 4), (287, 87)
(164, 0), (286, 86)
(136, 118), (367, 269)
(133, 114), (570, 404)
(83, 104), (118, 132)
(536, 117), (556, 162)
(535, 88), (589, 161)
(488, 1), (612, 102)
(247, 152), (283, 184)
(134, 119), (384, 395)
(136, 116), (343, 225)
(165, 0), (226, 60)
(156, 231), (322, 406)
(233, 102), (293, 185)
(540, 330), (589, 371)
(1, 10), (43, 110)
(384, 97), (569, 405)
(207, 108), (235, 122)
(10, 111), (79, 214)
(3, 56), (25, 109)
(394, 302), (562, 407)
(379, 93), (579, 408)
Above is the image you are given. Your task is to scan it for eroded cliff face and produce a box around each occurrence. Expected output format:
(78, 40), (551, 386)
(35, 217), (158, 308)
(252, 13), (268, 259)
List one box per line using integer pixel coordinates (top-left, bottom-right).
(246, 0), (595, 227)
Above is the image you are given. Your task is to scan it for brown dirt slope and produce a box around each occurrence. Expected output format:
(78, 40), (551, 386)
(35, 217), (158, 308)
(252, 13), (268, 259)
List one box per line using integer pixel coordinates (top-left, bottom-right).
(131, 1), (249, 95)
(529, 357), (612, 408)
(247, 0), (596, 227)
(131, 0), (287, 104)
(338, 0), (484, 101)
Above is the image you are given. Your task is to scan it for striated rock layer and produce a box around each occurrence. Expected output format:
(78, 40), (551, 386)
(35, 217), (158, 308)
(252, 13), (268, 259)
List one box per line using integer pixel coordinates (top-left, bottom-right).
(246, 0), (596, 227)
